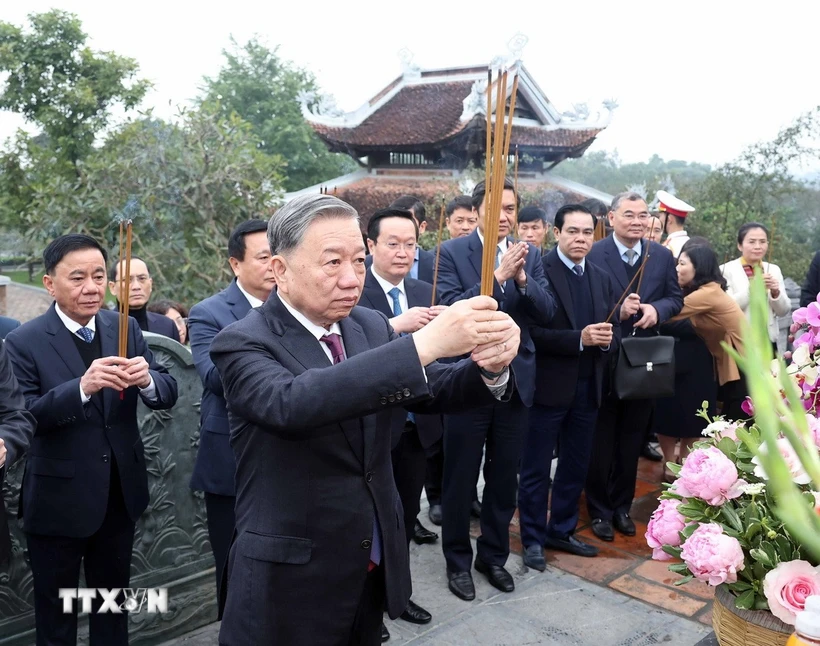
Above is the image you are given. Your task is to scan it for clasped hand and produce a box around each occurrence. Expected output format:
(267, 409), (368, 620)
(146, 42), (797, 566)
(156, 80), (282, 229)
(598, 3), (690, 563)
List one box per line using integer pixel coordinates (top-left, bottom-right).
(80, 356), (151, 396)
(413, 296), (520, 373)
(391, 305), (447, 334)
(495, 242), (529, 287)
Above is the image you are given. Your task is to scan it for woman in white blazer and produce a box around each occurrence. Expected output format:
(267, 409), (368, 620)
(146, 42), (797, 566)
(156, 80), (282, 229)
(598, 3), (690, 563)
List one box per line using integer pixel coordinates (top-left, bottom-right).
(720, 222), (791, 350)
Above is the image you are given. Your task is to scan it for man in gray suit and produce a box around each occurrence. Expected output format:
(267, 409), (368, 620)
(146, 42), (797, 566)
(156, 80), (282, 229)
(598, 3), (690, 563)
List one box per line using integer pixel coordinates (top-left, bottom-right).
(210, 194), (521, 646)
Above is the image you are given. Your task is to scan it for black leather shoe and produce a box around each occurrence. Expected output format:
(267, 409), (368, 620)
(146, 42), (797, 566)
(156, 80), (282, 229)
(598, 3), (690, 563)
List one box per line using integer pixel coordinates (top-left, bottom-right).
(544, 534), (600, 557)
(470, 499), (482, 518)
(447, 570), (475, 601)
(474, 558), (514, 593)
(400, 598), (432, 625)
(641, 443), (663, 461)
(381, 622), (390, 642)
(523, 544), (546, 571)
(413, 520), (438, 544)
(591, 518), (614, 541)
(428, 504), (442, 526)
(614, 513), (636, 536)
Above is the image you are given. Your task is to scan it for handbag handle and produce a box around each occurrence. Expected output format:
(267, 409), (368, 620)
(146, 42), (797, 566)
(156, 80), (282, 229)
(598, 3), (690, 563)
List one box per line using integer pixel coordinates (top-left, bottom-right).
(605, 247), (651, 324)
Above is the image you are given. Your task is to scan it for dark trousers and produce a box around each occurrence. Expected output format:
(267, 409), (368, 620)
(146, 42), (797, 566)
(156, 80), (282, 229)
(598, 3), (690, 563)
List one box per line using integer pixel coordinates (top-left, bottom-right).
(347, 565), (386, 646)
(719, 377), (749, 421)
(442, 397), (527, 572)
(586, 394), (654, 521)
(391, 424), (426, 545)
(424, 440), (480, 508)
(26, 463), (135, 646)
(519, 379), (598, 547)
(205, 492), (236, 601)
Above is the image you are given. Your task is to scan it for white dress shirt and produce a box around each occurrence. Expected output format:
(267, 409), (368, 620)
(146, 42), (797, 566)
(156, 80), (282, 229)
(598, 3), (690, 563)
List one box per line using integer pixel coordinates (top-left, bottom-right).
(278, 297), (344, 363)
(370, 267), (408, 316)
(236, 281), (265, 309)
(55, 304), (157, 402)
(612, 235), (642, 264)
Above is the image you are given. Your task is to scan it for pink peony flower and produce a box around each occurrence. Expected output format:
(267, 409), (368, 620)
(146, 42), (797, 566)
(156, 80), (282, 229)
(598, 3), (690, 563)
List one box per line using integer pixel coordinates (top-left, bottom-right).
(646, 499), (689, 561)
(680, 523), (745, 586)
(753, 437), (812, 485)
(673, 447), (746, 506)
(741, 397), (755, 417)
(763, 560), (820, 625)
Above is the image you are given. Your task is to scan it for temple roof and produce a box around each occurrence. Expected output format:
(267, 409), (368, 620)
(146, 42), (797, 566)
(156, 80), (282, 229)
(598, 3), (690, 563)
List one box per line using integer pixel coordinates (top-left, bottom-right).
(301, 64), (614, 160)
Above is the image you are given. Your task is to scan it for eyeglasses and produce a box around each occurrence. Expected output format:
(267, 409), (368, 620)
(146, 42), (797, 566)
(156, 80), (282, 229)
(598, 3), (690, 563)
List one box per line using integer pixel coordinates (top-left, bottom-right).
(619, 213), (650, 221)
(381, 242), (417, 252)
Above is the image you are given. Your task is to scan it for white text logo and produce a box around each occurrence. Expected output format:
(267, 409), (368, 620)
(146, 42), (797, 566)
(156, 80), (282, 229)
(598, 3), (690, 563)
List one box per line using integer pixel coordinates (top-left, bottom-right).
(58, 588), (169, 614)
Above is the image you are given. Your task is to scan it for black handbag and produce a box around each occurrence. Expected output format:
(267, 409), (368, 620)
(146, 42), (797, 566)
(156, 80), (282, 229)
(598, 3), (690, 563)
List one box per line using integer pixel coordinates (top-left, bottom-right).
(614, 332), (676, 400)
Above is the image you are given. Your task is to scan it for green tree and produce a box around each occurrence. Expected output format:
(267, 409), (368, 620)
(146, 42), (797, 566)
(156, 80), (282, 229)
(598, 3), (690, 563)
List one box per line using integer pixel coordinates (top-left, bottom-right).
(199, 37), (356, 192)
(0, 10), (150, 171)
(18, 106), (284, 303)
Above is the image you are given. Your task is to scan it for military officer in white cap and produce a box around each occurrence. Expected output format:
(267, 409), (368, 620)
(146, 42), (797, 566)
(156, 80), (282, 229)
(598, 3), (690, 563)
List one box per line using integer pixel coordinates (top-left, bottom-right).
(656, 190), (695, 258)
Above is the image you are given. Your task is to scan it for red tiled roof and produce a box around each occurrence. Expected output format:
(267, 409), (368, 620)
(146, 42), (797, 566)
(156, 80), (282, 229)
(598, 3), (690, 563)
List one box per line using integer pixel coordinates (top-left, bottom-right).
(312, 81), (474, 148)
(311, 81), (602, 152)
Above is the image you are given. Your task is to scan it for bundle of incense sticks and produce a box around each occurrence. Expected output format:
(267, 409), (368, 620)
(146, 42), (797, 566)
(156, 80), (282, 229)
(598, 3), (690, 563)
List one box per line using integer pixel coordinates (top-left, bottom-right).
(118, 220), (133, 359)
(431, 200), (445, 307)
(512, 145), (519, 242)
(480, 65), (520, 296)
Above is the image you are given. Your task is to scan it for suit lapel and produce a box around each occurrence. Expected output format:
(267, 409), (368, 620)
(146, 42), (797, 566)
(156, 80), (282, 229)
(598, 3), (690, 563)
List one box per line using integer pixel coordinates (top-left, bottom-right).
(405, 280), (424, 309)
(545, 253), (576, 329)
(263, 294), (364, 467)
(44, 306), (104, 417)
(339, 316), (370, 468)
(362, 272), (394, 318)
(588, 263), (607, 323)
(98, 312), (119, 421)
(467, 231), (484, 282)
(225, 280), (253, 322)
(604, 237), (630, 293)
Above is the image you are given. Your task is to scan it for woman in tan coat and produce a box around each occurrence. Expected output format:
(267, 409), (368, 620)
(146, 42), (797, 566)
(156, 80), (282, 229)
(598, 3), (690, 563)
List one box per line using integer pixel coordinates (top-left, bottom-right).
(669, 243), (747, 421)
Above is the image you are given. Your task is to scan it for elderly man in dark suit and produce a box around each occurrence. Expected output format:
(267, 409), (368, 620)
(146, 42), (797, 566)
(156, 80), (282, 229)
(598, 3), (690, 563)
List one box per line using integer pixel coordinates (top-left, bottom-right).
(188, 218), (276, 600)
(435, 177), (555, 601)
(109, 256), (180, 341)
(5, 234), (178, 646)
(585, 192), (683, 541)
(0, 315), (20, 340)
(359, 207), (447, 638)
(210, 193), (521, 646)
(518, 204), (620, 572)
(0, 342), (36, 569)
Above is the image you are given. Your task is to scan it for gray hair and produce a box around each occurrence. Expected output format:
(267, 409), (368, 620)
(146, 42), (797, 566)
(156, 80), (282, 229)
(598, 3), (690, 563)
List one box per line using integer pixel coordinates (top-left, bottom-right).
(268, 194), (360, 256)
(610, 191), (646, 212)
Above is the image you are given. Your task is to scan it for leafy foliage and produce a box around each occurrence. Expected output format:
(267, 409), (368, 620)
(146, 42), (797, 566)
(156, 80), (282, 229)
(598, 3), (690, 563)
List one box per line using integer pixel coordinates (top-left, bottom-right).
(198, 37), (356, 191)
(0, 10), (150, 169)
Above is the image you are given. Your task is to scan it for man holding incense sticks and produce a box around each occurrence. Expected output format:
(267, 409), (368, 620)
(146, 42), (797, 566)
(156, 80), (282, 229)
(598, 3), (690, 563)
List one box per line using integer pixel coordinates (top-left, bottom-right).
(4, 234), (178, 645)
(436, 177), (555, 600)
(585, 192), (682, 542)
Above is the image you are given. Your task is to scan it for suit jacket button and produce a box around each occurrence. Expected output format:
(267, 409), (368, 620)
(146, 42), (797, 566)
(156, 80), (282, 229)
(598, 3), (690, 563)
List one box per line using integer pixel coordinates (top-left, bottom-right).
(403, 388), (411, 397)
(361, 539), (372, 550)
(388, 395), (395, 403)
(395, 393), (403, 401)
(102, 455), (109, 463)
(380, 397), (387, 405)
(365, 472), (373, 483)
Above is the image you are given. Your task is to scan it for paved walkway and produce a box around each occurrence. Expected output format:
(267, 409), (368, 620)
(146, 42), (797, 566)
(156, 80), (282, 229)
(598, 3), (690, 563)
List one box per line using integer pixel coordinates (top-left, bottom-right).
(160, 453), (715, 646)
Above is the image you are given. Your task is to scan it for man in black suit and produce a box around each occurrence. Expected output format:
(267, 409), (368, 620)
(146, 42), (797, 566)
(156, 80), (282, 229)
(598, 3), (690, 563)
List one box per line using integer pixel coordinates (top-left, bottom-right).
(436, 177), (555, 600)
(0, 315), (20, 340)
(585, 192), (683, 541)
(109, 256), (180, 341)
(518, 204), (620, 572)
(5, 234), (178, 646)
(210, 194), (521, 646)
(188, 218), (276, 600)
(0, 341), (36, 569)
(359, 208), (446, 636)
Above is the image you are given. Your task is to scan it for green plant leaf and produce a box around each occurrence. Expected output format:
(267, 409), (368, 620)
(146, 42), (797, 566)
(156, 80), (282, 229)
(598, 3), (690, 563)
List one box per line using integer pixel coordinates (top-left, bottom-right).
(735, 589), (756, 610)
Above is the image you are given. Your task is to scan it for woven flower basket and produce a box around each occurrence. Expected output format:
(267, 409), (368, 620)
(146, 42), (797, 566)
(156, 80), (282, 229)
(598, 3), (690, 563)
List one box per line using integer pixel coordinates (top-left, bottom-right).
(712, 584), (791, 646)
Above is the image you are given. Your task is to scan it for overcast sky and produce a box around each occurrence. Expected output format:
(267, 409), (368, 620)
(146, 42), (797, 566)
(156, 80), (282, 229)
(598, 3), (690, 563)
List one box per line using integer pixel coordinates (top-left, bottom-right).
(2, 0), (819, 171)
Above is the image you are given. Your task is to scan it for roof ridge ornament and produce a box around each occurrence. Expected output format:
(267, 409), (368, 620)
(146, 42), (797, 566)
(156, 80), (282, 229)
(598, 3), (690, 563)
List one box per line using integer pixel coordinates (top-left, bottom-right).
(398, 47), (421, 79)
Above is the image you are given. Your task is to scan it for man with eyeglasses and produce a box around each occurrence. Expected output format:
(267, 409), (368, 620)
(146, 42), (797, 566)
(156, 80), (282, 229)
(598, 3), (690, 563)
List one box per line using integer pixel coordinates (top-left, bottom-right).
(359, 208), (446, 640)
(108, 257), (180, 342)
(584, 192), (682, 542)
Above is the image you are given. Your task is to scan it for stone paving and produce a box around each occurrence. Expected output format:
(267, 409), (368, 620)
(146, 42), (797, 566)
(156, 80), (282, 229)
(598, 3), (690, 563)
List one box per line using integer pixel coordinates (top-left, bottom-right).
(159, 455), (715, 646)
